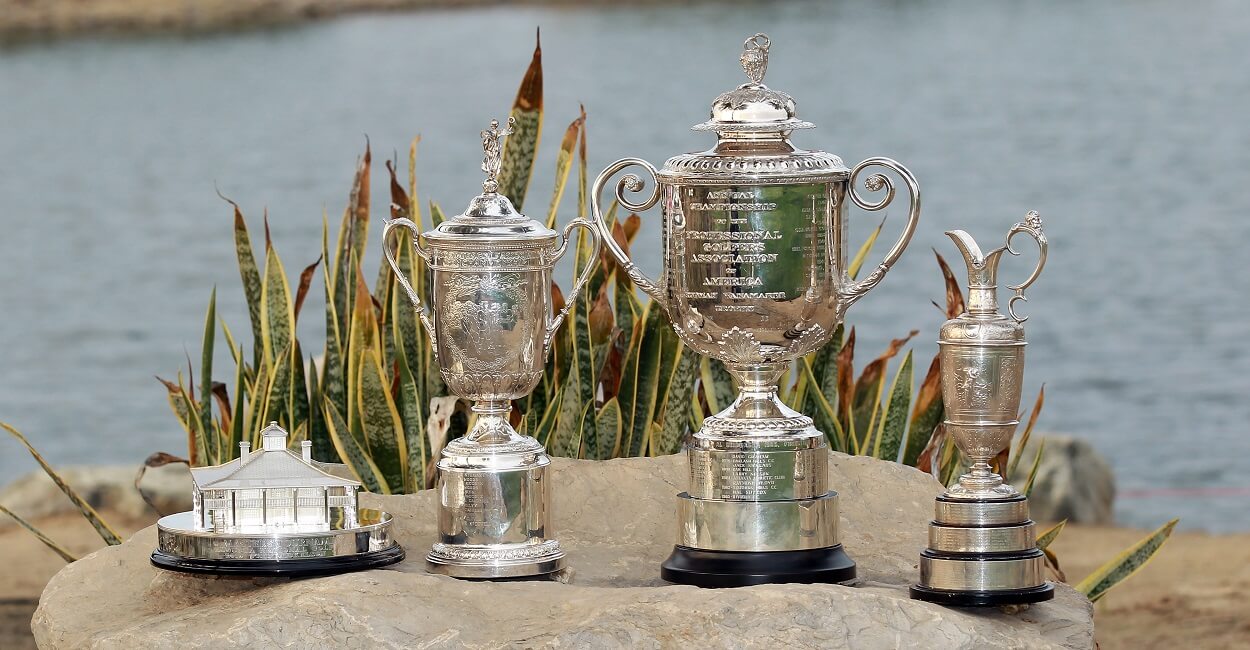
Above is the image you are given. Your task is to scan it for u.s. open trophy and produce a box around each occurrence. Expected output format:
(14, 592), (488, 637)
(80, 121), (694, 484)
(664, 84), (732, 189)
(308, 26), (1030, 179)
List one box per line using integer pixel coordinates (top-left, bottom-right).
(383, 118), (601, 578)
(911, 211), (1053, 606)
(593, 33), (921, 586)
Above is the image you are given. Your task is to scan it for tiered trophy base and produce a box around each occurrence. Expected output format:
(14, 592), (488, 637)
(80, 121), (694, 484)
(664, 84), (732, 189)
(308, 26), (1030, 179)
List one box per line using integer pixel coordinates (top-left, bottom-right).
(662, 544), (856, 588)
(150, 510), (404, 577)
(426, 540), (566, 579)
(911, 495), (1053, 607)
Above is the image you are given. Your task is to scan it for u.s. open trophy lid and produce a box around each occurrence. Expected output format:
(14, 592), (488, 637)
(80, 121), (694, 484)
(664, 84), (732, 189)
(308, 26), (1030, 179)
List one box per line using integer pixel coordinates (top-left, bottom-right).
(150, 422), (404, 577)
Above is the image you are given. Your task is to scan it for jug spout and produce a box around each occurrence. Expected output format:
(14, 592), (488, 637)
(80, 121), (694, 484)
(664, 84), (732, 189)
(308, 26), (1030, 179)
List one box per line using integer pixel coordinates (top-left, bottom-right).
(945, 229), (1008, 318)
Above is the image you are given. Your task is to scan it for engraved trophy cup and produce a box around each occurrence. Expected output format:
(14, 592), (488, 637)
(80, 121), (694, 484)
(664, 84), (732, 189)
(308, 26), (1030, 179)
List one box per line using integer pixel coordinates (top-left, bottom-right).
(593, 34), (921, 586)
(383, 118), (601, 578)
(910, 211), (1054, 606)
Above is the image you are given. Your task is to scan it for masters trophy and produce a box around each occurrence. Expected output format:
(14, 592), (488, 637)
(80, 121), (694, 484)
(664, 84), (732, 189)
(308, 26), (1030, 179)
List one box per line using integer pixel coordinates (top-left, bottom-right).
(383, 118), (601, 578)
(910, 211), (1053, 606)
(593, 33), (921, 586)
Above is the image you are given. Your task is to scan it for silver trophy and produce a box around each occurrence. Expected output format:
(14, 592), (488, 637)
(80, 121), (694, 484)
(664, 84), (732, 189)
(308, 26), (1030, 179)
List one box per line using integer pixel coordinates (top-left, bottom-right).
(383, 118), (601, 578)
(151, 422), (404, 577)
(593, 33), (921, 586)
(911, 212), (1053, 606)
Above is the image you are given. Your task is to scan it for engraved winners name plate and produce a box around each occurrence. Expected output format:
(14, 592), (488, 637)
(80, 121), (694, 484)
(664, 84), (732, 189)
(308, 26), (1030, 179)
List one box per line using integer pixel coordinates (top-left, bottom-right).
(910, 212), (1054, 607)
(151, 422), (404, 577)
(383, 118), (601, 579)
(592, 33), (922, 587)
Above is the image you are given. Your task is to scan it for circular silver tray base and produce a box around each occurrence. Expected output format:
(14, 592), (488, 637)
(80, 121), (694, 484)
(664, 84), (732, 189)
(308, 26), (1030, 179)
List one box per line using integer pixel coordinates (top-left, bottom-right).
(152, 509), (403, 577)
(426, 545), (566, 579)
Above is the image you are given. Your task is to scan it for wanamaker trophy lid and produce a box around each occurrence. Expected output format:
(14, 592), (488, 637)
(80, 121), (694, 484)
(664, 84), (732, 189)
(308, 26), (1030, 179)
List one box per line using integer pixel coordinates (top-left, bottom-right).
(659, 33), (849, 185)
(423, 117), (559, 247)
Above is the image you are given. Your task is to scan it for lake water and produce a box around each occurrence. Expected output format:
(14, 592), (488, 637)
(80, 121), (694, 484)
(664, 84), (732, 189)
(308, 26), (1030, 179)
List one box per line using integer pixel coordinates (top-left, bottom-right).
(2, 0), (1248, 532)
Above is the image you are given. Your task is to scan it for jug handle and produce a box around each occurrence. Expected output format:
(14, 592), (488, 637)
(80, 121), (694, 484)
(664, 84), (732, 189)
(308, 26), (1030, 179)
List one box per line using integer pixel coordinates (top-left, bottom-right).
(837, 157), (922, 316)
(591, 158), (667, 310)
(1003, 211), (1048, 322)
(544, 217), (603, 357)
(381, 217), (437, 351)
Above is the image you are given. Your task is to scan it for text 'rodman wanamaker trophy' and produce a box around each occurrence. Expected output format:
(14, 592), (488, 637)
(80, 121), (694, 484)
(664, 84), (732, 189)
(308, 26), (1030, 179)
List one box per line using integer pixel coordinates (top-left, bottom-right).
(593, 34), (921, 586)
(383, 118), (601, 578)
(911, 212), (1053, 606)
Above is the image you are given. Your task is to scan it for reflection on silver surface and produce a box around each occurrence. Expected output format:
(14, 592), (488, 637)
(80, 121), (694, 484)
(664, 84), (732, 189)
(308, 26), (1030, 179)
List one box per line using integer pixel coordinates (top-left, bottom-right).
(384, 119), (596, 578)
(920, 553), (1047, 592)
(594, 33), (919, 557)
(676, 491), (838, 552)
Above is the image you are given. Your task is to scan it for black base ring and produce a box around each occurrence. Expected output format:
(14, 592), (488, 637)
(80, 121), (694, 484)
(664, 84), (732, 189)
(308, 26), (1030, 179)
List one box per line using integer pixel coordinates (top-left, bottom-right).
(150, 545), (406, 578)
(909, 582), (1054, 607)
(660, 545), (856, 588)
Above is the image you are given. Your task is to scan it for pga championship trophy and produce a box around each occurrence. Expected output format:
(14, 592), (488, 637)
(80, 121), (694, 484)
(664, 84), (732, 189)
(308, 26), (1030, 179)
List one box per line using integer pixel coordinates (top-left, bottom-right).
(594, 34), (921, 586)
(383, 118), (601, 578)
(910, 212), (1053, 606)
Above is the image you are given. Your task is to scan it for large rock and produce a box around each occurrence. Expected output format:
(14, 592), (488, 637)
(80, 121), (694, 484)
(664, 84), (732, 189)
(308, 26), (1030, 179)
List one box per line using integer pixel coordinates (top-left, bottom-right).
(0, 464), (191, 525)
(32, 454), (1093, 649)
(1008, 435), (1116, 525)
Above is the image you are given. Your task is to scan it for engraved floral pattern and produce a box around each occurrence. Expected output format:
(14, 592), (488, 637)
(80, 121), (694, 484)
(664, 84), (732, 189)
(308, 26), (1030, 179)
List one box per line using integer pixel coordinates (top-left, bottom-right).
(718, 327), (764, 364)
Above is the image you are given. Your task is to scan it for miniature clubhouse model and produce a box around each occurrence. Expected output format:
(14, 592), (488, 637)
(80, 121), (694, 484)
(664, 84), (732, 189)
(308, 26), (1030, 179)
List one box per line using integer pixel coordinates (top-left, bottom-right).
(150, 422), (403, 577)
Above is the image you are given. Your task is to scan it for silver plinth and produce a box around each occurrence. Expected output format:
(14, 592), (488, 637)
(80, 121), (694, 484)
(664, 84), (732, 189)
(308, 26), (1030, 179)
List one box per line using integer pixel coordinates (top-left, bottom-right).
(593, 33), (921, 587)
(384, 118), (599, 579)
(911, 212), (1054, 607)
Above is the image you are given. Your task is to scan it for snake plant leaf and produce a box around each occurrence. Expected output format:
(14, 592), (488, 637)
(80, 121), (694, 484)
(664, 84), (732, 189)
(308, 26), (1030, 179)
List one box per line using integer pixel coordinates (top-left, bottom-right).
(263, 343), (292, 434)
(800, 357), (845, 452)
(902, 353), (943, 467)
(357, 344), (407, 492)
(1035, 519), (1066, 551)
(852, 330), (917, 455)
(593, 397), (623, 460)
(1076, 519), (1178, 602)
(653, 347), (697, 456)
(211, 382), (232, 444)
(873, 350), (913, 461)
(848, 217), (885, 280)
(914, 423), (946, 476)
(497, 31), (543, 210)
(934, 249), (966, 319)
(395, 333), (427, 492)
(576, 104), (588, 220)
(534, 385), (564, 449)
(1022, 438), (1046, 497)
(158, 376), (202, 466)
(1008, 386), (1046, 478)
(346, 260), (379, 446)
(199, 288), (217, 464)
(293, 255), (322, 327)
(289, 338), (310, 436)
(545, 111), (584, 229)
(836, 327), (857, 447)
(0, 504), (77, 563)
(324, 403), (387, 494)
(2, 422), (123, 545)
(408, 136), (422, 227)
(321, 217), (347, 419)
(260, 239), (295, 373)
(227, 199), (265, 369)
(618, 301), (669, 457)
(429, 200), (447, 227)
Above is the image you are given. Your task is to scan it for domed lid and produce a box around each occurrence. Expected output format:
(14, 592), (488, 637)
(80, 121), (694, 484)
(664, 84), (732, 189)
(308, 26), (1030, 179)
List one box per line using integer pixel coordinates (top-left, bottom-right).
(692, 33), (815, 134)
(424, 117), (559, 246)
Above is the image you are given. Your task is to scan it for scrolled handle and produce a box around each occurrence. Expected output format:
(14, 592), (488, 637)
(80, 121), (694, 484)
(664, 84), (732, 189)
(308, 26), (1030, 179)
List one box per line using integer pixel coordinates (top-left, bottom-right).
(591, 158), (668, 309)
(1003, 211), (1048, 322)
(544, 217), (603, 356)
(838, 157), (922, 315)
(381, 218), (437, 350)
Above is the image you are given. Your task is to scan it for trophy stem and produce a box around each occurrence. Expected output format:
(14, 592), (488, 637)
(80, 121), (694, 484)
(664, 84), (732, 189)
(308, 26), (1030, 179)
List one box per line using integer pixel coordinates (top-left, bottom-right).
(465, 400), (518, 444)
(705, 363), (812, 434)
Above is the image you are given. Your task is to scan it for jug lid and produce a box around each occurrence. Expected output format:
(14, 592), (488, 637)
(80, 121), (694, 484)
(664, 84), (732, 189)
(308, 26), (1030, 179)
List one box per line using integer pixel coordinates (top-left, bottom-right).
(691, 33), (816, 134)
(424, 117), (559, 246)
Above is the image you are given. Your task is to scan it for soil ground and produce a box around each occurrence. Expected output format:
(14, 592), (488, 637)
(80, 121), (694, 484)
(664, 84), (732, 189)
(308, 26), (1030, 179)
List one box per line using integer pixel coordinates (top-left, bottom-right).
(2, 513), (1246, 648)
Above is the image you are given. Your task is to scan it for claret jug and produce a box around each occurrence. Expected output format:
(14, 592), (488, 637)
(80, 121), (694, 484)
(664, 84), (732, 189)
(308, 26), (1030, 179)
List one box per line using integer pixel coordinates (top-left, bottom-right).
(592, 33), (921, 586)
(384, 118), (601, 578)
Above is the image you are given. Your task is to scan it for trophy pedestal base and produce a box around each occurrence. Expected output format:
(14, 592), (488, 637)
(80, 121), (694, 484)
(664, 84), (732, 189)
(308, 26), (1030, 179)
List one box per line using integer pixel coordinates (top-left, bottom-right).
(150, 545), (405, 578)
(426, 541), (566, 580)
(660, 544), (856, 588)
(909, 582), (1054, 607)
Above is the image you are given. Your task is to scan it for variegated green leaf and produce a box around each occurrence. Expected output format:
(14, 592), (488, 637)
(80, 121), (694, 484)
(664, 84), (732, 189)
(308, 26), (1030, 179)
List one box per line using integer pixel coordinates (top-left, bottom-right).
(873, 351), (913, 462)
(1076, 519), (1177, 602)
(653, 347), (697, 456)
(229, 200), (264, 369)
(357, 346), (407, 491)
(901, 353), (943, 467)
(323, 403), (388, 494)
(497, 33), (543, 210)
(1035, 519), (1066, 551)
(592, 398), (622, 460)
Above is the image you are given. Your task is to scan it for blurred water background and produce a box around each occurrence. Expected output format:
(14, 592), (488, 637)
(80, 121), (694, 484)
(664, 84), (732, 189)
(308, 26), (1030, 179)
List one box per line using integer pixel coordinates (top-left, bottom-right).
(1, 0), (1247, 531)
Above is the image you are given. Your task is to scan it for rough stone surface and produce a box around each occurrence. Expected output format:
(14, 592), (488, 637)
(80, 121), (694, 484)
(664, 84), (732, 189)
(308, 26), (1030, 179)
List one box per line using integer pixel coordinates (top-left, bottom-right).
(1008, 435), (1116, 525)
(32, 453), (1093, 649)
(0, 464), (191, 526)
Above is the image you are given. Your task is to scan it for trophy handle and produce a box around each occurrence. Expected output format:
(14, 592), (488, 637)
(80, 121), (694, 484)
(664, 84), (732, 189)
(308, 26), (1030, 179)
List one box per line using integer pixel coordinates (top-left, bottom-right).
(544, 217), (603, 356)
(837, 157), (922, 314)
(381, 217), (437, 349)
(1003, 211), (1048, 323)
(592, 158), (667, 309)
